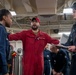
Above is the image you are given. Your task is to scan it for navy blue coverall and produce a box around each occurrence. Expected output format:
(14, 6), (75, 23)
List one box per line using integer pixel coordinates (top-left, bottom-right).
(0, 24), (10, 75)
(44, 49), (51, 75)
(51, 49), (68, 75)
(64, 23), (76, 75)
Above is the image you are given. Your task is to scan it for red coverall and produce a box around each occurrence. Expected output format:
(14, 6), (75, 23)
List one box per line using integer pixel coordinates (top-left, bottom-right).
(8, 29), (59, 75)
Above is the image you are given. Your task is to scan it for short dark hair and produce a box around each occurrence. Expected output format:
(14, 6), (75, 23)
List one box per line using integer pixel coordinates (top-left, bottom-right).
(0, 9), (11, 21)
(72, 2), (76, 10)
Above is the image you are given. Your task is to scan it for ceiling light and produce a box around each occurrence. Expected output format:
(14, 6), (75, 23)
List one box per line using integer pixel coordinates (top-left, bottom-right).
(10, 11), (16, 16)
(58, 32), (70, 35)
(63, 8), (73, 14)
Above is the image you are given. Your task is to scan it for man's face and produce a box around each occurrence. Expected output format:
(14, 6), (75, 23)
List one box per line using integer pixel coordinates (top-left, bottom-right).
(3, 14), (12, 27)
(31, 21), (40, 30)
(73, 9), (76, 19)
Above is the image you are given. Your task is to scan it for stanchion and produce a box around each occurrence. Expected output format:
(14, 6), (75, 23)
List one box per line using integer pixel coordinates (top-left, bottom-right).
(17, 48), (23, 75)
(11, 51), (17, 75)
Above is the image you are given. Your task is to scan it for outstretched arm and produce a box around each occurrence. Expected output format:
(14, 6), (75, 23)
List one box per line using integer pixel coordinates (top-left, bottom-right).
(8, 31), (25, 41)
(45, 33), (59, 45)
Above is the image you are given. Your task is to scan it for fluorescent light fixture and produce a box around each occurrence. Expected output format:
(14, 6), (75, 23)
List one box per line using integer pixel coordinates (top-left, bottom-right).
(10, 11), (16, 16)
(58, 32), (70, 35)
(63, 8), (73, 14)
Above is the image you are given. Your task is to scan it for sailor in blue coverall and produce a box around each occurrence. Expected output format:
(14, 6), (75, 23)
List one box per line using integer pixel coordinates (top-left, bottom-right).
(62, 2), (76, 75)
(64, 20), (76, 75)
(44, 44), (51, 75)
(0, 23), (10, 75)
(50, 46), (68, 75)
(0, 9), (12, 75)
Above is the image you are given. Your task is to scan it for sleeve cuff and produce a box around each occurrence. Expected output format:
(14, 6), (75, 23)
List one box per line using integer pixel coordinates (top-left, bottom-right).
(2, 65), (8, 74)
